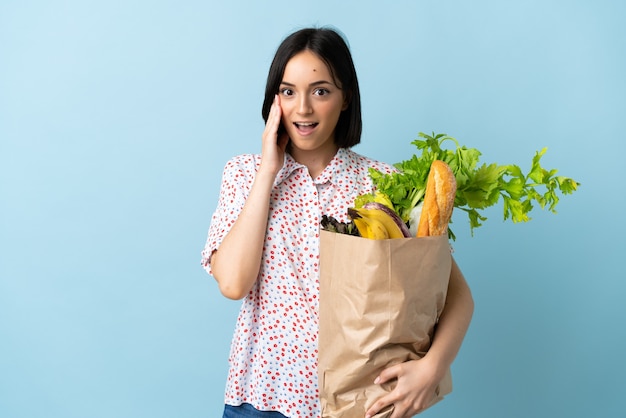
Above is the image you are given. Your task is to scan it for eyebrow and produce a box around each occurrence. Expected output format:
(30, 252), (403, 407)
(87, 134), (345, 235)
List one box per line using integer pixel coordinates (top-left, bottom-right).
(280, 80), (335, 87)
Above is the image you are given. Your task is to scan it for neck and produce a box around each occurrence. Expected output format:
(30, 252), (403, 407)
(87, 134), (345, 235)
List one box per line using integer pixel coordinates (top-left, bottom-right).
(290, 144), (339, 179)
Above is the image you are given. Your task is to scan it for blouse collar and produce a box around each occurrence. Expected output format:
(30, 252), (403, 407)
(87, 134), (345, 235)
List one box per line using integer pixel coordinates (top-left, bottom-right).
(274, 148), (352, 187)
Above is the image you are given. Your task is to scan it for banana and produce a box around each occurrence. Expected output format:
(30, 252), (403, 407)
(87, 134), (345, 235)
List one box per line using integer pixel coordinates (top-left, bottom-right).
(348, 207), (390, 239)
(362, 202), (412, 238)
(355, 208), (405, 239)
(352, 216), (389, 239)
(348, 207), (404, 239)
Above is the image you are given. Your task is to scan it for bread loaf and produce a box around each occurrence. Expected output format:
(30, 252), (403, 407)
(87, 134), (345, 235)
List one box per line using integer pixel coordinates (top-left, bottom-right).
(417, 160), (457, 237)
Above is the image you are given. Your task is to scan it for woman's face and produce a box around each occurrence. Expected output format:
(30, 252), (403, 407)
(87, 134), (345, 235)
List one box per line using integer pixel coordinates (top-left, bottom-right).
(279, 50), (348, 155)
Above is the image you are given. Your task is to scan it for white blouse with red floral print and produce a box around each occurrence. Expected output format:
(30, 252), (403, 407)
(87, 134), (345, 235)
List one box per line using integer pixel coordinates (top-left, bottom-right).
(202, 148), (395, 418)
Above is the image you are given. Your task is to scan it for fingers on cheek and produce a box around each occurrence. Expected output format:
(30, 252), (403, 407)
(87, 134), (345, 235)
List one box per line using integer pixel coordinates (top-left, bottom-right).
(273, 104), (282, 121)
(273, 105), (280, 120)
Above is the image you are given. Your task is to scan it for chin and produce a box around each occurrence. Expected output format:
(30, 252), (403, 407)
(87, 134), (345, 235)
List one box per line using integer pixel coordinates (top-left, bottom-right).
(289, 142), (316, 152)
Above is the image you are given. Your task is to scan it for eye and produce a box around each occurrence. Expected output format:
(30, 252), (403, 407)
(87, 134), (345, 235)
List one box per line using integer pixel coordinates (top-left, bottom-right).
(313, 88), (330, 96)
(279, 88), (294, 96)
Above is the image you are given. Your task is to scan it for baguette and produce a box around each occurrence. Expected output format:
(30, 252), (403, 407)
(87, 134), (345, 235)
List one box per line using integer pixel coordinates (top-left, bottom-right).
(417, 160), (457, 237)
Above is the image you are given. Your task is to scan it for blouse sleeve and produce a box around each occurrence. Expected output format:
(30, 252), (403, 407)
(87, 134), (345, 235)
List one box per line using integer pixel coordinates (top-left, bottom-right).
(200, 154), (257, 275)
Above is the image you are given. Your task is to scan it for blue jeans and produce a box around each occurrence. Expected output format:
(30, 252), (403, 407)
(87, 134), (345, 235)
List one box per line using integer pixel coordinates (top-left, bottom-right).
(222, 403), (288, 418)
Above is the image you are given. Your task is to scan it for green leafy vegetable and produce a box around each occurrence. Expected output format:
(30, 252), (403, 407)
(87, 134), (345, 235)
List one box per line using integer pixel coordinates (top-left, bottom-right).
(368, 132), (580, 239)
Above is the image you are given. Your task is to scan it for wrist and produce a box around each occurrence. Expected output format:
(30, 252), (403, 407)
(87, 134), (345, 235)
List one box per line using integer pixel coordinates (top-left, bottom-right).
(421, 350), (451, 382)
(258, 160), (282, 178)
(255, 163), (280, 184)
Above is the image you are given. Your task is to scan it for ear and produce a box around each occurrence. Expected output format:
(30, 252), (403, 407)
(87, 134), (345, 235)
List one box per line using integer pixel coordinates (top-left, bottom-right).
(342, 90), (352, 111)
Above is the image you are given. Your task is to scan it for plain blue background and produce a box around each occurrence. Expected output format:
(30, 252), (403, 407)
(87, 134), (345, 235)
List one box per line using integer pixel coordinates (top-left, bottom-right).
(1, 1), (624, 417)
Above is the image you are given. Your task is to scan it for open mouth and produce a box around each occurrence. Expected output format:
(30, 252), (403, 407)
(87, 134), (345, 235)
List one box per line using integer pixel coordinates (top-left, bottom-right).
(293, 122), (318, 136)
(294, 122), (319, 133)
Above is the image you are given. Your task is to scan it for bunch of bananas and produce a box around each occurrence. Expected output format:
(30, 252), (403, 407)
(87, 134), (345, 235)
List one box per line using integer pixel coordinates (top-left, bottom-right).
(348, 202), (412, 240)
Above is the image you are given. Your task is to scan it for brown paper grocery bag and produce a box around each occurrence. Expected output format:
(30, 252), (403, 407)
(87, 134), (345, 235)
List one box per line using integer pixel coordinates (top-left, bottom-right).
(318, 230), (453, 418)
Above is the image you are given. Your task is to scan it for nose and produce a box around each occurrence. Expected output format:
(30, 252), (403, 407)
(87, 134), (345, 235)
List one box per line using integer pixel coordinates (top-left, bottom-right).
(297, 95), (313, 115)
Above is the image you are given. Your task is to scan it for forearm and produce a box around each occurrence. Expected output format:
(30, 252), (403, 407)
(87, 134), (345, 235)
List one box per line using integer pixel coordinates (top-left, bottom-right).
(210, 169), (276, 299)
(426, 256), (474, 374)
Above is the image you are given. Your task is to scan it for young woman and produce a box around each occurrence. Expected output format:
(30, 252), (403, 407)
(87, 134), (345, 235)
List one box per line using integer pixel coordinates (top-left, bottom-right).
(202, 27), (474, 418)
